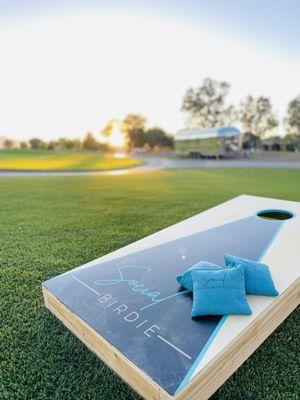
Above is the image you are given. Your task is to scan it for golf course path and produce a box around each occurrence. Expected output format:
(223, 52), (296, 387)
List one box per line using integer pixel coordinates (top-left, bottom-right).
(0, 156), (300, 176)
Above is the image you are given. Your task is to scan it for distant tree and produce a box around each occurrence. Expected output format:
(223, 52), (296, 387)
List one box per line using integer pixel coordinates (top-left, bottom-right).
(121, 114), (147, 148)
(239, 95), (256, 133)
(82, 132), (100, 150)
(101, 119), (118, 139)
(72, 139), (82, 150)
(30, 138), (47, 149)
(181, 78), (236, 129)
(4, 139), (14, 148)
(285, 95), (300, 135)
(47, 141), (56, 150)
(144, 127), (174, 150)
(221, 104), (239, 126)
(65, 139), (77, 149)
(47, 138), (82, 150)
(239, 95), (278, 138)
(53, 138), (67, 149)
(242, 132), (261, 150)
(256, 97), (278, 137)
(20, 141), (28, 149)
(283, 133), (300, 151)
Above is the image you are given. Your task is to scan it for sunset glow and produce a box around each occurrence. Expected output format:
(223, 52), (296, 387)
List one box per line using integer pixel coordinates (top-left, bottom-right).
(108, 123), (126, 148)
(114, 152), (126, 159)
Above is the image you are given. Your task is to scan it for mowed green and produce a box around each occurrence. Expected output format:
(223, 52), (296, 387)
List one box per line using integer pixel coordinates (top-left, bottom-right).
(0, 169), (299, 400)
(0, 149), (141, 170)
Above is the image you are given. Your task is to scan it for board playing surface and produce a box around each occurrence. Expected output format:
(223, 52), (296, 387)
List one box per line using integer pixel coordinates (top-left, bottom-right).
(42, 195), (300, 399)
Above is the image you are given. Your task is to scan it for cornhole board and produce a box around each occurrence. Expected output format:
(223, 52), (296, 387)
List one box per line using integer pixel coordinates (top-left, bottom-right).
(42, 195), (300, 400)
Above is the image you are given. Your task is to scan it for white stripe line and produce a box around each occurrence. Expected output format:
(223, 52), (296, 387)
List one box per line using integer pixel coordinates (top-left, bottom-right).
(72, 276), (192, 360)
(157, 335), (192, 360)
(72, 276), (102, 297)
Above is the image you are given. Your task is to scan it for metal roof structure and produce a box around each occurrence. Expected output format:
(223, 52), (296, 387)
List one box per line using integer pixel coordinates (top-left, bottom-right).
(175, 126), (240, 141)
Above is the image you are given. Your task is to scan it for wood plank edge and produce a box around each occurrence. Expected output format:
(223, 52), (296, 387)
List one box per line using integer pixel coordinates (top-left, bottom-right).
(175, 278), (300, 400)
(42, 285), (172, 400)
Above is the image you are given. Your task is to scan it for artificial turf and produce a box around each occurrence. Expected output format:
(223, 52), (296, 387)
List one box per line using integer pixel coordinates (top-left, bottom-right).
(0, 168), (299, 400)
(0, 149), (141, 171)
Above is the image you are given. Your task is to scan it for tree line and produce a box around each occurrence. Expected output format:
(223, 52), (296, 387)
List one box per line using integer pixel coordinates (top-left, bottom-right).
(181, 78), (300, 139)
(102, 115), (173, 150)
(27, 135), (108, 151)
(8, 115), (173, 151)
(3, 77), (299, 151)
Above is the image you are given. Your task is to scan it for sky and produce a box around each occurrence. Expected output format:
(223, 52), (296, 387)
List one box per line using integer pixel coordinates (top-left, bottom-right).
(0, 0), (299, 141)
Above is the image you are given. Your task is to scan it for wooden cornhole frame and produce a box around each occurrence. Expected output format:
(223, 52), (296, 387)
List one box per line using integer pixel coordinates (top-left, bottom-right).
(42, 195), (300, 400)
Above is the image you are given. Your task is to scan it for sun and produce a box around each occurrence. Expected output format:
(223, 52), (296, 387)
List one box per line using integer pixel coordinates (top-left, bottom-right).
(108, 122), (125, 148)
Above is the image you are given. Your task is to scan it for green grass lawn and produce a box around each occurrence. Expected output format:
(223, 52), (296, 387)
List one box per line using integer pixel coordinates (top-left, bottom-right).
(0, 168), (299, 400)
(0, 149), (141, 171)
